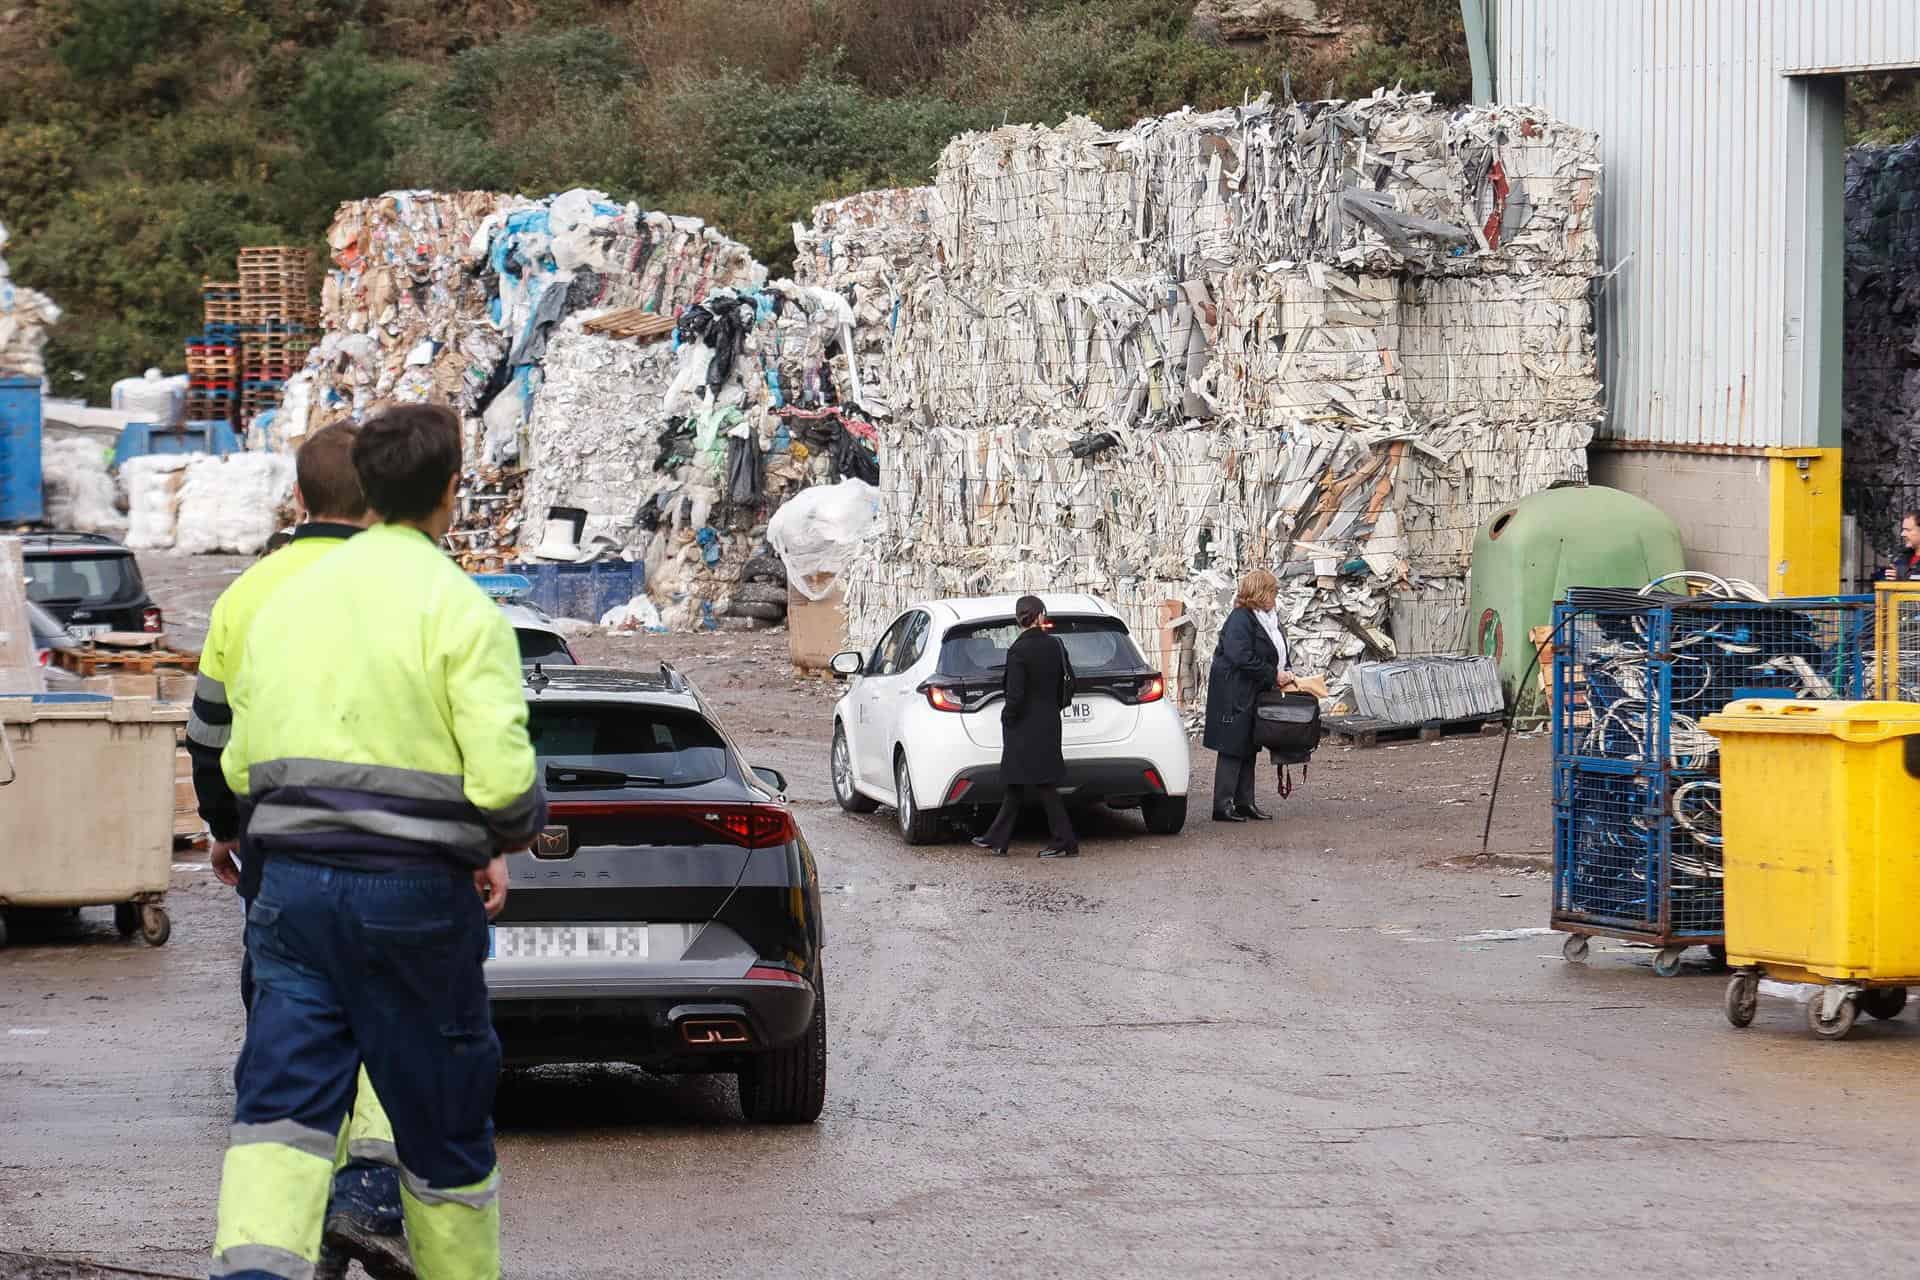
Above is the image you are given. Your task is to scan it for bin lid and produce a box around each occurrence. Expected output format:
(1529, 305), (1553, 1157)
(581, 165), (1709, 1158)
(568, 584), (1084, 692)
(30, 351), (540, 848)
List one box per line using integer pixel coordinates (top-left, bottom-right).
(1701, 699), (1920, 742)
(0, 695), (190, 725)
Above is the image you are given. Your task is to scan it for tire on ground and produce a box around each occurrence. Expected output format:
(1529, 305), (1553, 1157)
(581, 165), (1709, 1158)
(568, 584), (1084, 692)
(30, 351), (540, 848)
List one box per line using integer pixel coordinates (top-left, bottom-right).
(738, 979), (826, 1124)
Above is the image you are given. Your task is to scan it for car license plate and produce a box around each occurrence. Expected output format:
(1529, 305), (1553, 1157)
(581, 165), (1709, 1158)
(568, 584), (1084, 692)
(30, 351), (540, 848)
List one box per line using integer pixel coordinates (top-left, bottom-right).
(487, 925), (648, 960)
(1063, 701), (1094, 722)
(72, 624), (109, 638)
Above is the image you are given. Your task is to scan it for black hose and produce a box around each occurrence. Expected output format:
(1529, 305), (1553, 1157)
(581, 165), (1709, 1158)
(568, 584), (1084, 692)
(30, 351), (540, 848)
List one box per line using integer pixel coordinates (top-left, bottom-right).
(1479, 608), (1581, 858)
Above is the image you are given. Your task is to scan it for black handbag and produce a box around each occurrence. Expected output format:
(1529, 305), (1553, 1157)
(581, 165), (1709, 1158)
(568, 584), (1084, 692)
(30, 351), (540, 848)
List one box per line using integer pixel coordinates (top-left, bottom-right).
(1252, 691), (1321, 797)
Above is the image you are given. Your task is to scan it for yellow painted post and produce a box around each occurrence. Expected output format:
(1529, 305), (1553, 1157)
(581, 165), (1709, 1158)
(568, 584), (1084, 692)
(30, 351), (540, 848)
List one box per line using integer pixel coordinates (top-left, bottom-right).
(1766, 448), (1841, 596)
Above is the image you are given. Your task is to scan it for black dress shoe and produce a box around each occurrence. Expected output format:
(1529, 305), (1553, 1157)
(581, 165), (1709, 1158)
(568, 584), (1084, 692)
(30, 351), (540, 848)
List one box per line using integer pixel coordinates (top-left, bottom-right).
(971, 836), (1009, 856)
(1237, 803), (1274, 821)
(1038, 844), (1079, 859)
(1212, 808), (1247, 823)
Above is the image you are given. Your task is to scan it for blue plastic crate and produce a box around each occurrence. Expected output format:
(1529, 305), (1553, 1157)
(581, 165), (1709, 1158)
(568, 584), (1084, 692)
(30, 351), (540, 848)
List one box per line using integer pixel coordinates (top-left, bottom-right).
(1550, 593), (1874, 948)
(502, 561), (647, 622)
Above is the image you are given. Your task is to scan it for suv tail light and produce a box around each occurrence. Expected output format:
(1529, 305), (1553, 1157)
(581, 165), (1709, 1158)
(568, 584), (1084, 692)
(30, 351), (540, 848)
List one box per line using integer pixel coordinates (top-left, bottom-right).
(546, 800), (797, 849)
(142, 607), (163, 633)
(36, 649), (50, 668)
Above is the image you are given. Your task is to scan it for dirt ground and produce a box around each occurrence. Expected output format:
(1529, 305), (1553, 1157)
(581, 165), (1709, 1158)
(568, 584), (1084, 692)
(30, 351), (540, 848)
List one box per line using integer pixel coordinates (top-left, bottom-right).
(4, 553), (1919, 1278)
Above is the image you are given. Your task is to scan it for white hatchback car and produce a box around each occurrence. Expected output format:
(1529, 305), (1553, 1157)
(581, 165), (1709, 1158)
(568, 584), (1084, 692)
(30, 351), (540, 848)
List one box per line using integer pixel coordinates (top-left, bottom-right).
(828, 595), (1192, 844)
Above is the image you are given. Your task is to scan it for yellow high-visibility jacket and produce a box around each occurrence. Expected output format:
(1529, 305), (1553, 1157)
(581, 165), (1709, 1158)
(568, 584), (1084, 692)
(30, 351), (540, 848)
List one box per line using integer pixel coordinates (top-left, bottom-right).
(186, 523), (359, 842)
(223, 523), (543, 868)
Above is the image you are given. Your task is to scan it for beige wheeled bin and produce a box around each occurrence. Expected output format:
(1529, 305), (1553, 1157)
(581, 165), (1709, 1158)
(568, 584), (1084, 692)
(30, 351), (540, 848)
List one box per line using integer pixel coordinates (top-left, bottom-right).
(0, 695), (188, 947)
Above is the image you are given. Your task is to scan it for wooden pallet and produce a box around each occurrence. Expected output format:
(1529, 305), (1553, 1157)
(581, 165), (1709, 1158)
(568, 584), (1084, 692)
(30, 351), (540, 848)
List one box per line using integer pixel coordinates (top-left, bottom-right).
(582, 307), (677, 342)
(53, 647), (201, 678)
(1323, 713), (1506, 749)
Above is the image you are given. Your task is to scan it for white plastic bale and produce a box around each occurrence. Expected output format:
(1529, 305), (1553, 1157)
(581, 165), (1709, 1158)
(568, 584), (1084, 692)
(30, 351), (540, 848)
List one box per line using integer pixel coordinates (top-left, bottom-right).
(928, 91), (1602, 287)
(173, 454), (294, 555)
(122, 456), (192, 551)
(519, 319), (679, 550)
(41, 439), (126, 536)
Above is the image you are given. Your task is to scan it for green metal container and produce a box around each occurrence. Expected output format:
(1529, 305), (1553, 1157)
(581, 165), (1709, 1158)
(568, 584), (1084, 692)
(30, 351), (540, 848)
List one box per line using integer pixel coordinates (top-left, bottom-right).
(1467, 485), (1685, 715)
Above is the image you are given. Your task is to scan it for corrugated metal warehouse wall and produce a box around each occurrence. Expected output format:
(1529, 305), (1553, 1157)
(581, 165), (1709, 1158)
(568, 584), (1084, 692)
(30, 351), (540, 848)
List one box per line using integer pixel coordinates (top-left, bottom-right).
(1494, 0), (1920, 449)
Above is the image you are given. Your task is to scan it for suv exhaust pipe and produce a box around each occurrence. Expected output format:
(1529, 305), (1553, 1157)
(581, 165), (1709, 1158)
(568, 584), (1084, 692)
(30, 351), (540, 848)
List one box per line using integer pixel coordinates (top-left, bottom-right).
(680, 1018), (751, 1047)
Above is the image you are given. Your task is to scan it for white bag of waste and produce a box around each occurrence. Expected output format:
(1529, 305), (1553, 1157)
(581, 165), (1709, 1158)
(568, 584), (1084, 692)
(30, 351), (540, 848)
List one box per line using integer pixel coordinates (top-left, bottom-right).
(110, 368), (185, 426)
(41, 438), (126, 535)
(174, 454), (294, 555)
(765, 479), (879, 601)
(600, 594), (664, 633)
(123, 456), (191, 550)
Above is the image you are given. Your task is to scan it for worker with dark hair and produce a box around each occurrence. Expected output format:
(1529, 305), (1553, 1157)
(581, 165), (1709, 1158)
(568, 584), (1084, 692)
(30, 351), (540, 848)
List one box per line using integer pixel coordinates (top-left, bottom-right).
(1886, 511), (1920, 581)
(973, 594), (1080, 858)
(211, 403), (541, 1280)
(186, 423), (415, 1279)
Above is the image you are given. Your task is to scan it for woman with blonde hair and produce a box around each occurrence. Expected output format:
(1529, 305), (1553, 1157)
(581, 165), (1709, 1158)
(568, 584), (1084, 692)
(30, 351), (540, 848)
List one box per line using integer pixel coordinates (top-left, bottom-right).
(1202, 568), (1295, 821)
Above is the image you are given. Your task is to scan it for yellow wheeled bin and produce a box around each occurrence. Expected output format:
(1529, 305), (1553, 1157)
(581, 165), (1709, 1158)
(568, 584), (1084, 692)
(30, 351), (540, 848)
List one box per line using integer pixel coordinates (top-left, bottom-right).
(1702, 699), (1920, 1040)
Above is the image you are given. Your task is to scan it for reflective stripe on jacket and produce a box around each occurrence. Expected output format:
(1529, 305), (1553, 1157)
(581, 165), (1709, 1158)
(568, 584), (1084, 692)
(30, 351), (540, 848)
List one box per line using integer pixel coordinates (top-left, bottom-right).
(185, 524), (357, 841)
(223, 523), (543, 869)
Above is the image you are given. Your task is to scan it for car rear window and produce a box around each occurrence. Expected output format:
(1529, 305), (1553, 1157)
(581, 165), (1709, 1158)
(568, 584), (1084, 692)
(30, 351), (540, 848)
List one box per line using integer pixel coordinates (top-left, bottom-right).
(938, 616), (1150, 678)
(24, 554), (139, 607)
(528, 705), (732, 787)
(517, 628), (574, 664)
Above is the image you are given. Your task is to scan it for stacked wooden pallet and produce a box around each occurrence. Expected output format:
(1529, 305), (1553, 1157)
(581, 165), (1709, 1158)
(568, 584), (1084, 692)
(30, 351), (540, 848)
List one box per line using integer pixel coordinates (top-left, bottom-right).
(237, 247), (318, 428)
(187, 282), (244, 427)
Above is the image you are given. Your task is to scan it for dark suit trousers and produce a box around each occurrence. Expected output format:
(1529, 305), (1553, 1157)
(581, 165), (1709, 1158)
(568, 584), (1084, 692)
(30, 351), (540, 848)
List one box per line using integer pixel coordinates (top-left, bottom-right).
(1212, 753), (1257, 813)
(983, 784), (1077, 852)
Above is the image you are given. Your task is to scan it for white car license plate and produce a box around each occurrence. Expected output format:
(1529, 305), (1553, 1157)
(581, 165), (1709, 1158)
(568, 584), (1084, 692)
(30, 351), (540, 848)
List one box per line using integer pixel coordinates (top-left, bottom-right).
(72, 624), (109, 638)
(487, 925), (648, 960)
(1063, 701), (1094, 722)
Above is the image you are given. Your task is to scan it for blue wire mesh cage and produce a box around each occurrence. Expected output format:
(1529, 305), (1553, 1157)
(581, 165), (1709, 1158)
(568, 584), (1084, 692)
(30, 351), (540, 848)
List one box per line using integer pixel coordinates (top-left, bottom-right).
(1551, 593), (1874, 942)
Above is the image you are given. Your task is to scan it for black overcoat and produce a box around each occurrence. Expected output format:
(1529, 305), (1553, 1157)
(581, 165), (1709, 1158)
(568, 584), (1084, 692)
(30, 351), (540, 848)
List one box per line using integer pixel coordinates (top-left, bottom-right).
(1202, 607), (1281, 759)
(1000, 627), (1071, 785)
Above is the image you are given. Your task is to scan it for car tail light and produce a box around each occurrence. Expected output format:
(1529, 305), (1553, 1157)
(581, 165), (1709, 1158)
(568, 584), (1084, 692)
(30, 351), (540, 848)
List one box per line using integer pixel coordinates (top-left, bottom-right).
(925, 685), (965, 713)
(36, 649), (49, 668)
(945, 778), (973, 805)
(1143, 768), (1164, 794)
(547, 801), (797, 849)
(745, 964), (808, 984)
(700, 805), (797, 849)
(1111, 673), (1166, 705)
(141, 607), (163, 633)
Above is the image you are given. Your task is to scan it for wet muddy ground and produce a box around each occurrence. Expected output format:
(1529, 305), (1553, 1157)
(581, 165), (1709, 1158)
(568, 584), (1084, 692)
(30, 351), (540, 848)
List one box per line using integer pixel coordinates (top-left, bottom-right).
(4, 555), (1919, 1277)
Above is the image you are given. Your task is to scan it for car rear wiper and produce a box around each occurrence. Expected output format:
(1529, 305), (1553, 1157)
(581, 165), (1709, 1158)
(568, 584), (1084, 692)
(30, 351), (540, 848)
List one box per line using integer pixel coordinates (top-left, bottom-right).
(545, 763), (669, 788)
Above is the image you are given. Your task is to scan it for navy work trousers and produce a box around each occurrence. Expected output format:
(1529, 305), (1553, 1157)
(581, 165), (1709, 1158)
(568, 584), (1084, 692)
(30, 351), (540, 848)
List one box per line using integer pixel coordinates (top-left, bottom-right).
(235, 856), (500, 1200)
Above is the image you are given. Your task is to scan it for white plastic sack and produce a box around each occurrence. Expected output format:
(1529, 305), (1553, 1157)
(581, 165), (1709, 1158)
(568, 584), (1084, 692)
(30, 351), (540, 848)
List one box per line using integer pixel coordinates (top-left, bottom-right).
(110, 369), (185, 426)
(600, 594), (664, 633)
(174, 454), (294, 555)
(765, 479), (879, 601)
(123, 456), (191, 550)
(41, 439), (126, 535)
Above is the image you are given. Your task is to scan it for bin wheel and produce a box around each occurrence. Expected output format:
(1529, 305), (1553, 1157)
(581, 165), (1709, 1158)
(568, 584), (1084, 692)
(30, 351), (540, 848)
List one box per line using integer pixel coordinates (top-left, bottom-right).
(1861, 988), (1908, 1021)
(114, 903), (140, 937)
(1652, 946), (1686, 978)
(1707, 943), (1728, 968)
(1562, 935), (1590, 964)
(1724, 973), (1759, 1028)
(1807, 992), (1859, 1040)
(139, 905), (171, 948)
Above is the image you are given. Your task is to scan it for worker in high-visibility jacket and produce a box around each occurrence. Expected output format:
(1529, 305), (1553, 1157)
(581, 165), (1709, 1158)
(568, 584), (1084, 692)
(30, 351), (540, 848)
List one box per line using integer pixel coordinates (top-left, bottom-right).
(186, 423), (415, 1280)
(212, 404), (543, 1280)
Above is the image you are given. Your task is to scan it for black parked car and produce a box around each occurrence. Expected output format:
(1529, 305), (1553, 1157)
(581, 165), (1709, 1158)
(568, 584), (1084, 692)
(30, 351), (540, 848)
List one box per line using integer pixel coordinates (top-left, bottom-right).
(20, 533), (163, 636)
(488, 663), (826, 1123)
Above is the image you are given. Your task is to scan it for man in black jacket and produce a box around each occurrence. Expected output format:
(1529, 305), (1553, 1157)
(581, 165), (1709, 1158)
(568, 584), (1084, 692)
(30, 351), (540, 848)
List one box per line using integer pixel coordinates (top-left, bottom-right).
(973, 595), (1080, 858)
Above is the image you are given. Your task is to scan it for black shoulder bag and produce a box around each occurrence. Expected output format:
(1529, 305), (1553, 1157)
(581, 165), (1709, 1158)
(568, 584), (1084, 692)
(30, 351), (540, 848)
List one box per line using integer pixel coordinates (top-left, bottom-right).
(1252, 690), (1321, 798)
